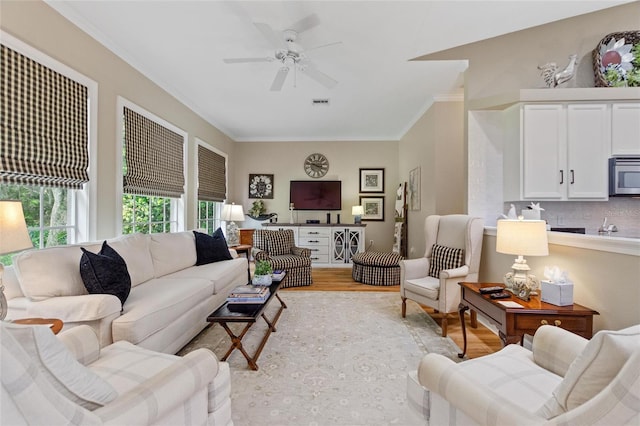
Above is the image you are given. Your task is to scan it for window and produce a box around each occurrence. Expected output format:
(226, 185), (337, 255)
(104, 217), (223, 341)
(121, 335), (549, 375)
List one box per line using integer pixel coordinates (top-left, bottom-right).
(119, 100), (186, 235)
(196, 141), (227, 234)
(1, 33), (96, 263)
(198, 200), (223, 234)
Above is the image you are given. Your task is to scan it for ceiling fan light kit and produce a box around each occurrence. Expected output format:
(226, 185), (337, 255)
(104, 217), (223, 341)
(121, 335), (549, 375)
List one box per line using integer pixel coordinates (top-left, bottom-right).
(223, 13), (339, 91)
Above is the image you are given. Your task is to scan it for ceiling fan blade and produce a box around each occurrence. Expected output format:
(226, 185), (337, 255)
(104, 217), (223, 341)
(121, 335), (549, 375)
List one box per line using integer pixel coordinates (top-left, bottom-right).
(270, 67), (290, 91)
(288, 13), (320, 34)
(223, 57), (274, 64)
(305, 41), (343, 53)
(254, 22), (287, 50)
(301, 65), (337, 89)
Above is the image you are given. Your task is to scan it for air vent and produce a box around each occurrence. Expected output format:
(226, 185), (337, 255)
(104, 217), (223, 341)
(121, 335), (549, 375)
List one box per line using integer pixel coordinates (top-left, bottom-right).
(312, 99), (329, 105)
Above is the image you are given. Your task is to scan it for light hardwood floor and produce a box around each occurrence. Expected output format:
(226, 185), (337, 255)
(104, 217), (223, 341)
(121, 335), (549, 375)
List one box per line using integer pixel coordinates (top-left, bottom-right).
(280, 267), (502, 359)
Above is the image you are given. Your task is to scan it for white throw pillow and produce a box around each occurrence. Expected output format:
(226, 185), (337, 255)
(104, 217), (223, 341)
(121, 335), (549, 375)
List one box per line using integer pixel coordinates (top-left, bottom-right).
(537, 325), (640, 418)
(3, 322), (117, 410)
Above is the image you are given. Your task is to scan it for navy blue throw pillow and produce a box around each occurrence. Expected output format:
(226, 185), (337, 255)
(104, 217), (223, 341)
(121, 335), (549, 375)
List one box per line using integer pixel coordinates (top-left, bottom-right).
(194, 228), (233, 266)
(79, 241), (131, 308)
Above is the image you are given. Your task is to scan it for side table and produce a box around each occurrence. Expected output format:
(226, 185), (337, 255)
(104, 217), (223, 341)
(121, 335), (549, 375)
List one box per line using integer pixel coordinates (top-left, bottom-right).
(231, 244), (252, 284)
(457, 282), (599, 358)
(12, 317), (64, 334)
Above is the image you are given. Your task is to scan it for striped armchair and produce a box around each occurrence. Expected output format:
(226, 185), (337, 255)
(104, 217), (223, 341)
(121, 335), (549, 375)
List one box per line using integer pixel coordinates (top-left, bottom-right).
(252, 229), (312, 288)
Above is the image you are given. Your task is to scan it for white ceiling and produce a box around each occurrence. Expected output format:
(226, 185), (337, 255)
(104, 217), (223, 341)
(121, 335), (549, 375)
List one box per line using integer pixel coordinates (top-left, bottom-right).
(46, 1), (629, 142)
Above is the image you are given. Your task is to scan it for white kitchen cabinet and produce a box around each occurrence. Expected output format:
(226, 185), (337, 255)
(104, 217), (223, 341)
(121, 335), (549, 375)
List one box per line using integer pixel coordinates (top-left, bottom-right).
(505, 103), (609, 201)
(611, 103), (640, 156)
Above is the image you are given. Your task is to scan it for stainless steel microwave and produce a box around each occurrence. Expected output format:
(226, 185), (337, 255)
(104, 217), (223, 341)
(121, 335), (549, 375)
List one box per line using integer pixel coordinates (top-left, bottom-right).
(609, 157), (640, 196)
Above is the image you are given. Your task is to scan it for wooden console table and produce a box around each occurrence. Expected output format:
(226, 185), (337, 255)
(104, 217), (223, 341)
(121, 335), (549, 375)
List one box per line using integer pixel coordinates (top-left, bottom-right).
(458, 282), (599, 358)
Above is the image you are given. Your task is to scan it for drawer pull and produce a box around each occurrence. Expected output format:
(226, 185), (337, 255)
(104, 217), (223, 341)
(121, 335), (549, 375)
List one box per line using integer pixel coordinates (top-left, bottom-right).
(309, 232), (319, 234)
(309, 240), (319, 243)
(541, 319), (548, 325)
(554, 320), (562, 326)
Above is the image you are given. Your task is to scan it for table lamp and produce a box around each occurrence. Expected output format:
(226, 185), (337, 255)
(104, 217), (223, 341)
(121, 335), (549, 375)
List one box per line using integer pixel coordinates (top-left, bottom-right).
(221, 203), (245, 246)
(0, 200), (33, 320)
(496, 218), (548, 301)
(352, 205), (364, 224)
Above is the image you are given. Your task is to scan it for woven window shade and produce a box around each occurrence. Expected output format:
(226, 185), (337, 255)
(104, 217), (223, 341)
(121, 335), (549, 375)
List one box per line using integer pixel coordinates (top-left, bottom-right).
(198, 145), (226, 202)
(123, 107), (185, 198)
(0, 44), (89, 189)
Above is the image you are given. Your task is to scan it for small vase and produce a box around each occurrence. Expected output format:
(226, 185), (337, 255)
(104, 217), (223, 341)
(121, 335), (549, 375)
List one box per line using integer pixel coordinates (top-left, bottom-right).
(252, 274), (272, 286)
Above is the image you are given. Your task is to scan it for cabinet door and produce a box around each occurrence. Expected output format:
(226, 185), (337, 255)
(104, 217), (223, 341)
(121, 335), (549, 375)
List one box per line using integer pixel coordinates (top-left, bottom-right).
(567, 104), (609, 199)
(611, 103), (640, 156)
(522, 105), (565, 199)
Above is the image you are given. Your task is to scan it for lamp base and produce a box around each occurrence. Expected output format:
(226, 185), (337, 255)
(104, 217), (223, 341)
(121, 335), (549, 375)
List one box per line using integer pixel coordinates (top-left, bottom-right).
(226, 221), (240, 247)
(503, 270), (540, 301)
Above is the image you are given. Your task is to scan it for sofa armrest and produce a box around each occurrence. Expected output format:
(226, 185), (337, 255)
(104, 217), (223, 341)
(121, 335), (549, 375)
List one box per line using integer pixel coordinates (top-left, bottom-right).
(400, 258), (429, 281)
(23, 294), (121, 323)
(532, 325), (589, 377)
(291, 246), (311, 257)
(253, 248), (271, 261)
(418, 353), (544, 426)
(57, 325), (101, 365)
(95, 348), (219, 425)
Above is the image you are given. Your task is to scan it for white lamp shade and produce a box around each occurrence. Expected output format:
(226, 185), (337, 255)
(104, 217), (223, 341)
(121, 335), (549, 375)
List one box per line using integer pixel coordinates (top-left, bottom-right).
(0, 200), (33, 255)
(352, 205), (364, 216)
(221, 203), (245, 222)
(496, 219), (549, 256)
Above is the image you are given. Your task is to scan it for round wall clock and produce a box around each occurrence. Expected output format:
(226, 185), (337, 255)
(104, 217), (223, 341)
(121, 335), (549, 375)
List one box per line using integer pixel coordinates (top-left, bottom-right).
(304, 153), (329, 178)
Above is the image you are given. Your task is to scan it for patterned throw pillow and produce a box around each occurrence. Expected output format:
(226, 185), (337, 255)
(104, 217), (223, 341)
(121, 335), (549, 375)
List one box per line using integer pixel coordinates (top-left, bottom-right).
(194, 228), (233, 265)
(266, 230), (294, 256)
(80, 241), (131, 308)
(428, 244), (464, 278)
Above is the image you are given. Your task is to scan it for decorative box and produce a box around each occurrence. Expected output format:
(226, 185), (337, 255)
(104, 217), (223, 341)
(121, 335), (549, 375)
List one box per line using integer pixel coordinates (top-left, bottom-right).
(541, 279), (574, 306)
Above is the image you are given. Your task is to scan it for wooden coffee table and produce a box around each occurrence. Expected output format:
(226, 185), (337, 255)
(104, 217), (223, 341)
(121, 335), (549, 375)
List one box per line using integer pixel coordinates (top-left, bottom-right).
(457, 282), (599, 358)
(207, 278), (286, 370)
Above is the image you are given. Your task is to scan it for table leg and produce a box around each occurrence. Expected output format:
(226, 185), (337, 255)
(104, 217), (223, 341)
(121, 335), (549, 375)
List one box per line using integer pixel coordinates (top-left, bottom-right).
(219, 322), (259, 370)
(458, 302), (469, 358)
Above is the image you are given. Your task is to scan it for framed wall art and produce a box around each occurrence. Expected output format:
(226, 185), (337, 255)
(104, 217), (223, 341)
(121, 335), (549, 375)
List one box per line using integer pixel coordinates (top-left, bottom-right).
(409, 167), (421, 211)
(248, 174), (274, 199)
(359, 168), (384, 193)
(359, 196), (385, 221)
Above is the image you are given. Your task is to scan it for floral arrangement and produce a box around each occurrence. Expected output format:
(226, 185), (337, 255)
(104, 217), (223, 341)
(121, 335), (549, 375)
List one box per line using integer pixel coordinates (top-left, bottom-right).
(597, 35), (640, 87)
(248, 200), (266, 217)
(248, 174), (273, 199)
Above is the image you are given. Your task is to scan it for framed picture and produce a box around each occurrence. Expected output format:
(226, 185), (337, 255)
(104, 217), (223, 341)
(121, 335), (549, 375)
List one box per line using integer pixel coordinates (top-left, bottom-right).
(359, 168), (384, 193)
(248, 174), (274, 199)
(359, 196), (385, 221)
(409, 167), (421, 211)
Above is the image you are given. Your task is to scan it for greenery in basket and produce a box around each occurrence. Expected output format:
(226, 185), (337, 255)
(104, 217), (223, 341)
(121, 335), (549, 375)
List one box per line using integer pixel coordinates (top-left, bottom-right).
(248, 200), (266, 218)
(254, 260), (273, 276)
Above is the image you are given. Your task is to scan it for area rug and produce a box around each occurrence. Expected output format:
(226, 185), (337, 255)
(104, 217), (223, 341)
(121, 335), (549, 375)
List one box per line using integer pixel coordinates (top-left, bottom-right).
(179, 291), (461, 425)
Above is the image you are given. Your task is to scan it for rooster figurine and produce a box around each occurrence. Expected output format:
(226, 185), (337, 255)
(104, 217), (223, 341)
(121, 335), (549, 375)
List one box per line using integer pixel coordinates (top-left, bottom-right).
(538, 54), (578, 88)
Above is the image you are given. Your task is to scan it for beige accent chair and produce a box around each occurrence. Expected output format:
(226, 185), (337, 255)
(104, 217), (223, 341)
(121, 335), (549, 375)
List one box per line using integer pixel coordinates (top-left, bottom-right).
(416, 324), (640, 425)
(400, 214), (484, 337)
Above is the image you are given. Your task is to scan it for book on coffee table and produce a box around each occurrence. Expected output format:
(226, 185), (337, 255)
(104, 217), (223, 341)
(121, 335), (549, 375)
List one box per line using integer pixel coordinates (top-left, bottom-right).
(229, 285), (269, 295)
(227, 291), (270, 304)
(227, 285), (270, 304)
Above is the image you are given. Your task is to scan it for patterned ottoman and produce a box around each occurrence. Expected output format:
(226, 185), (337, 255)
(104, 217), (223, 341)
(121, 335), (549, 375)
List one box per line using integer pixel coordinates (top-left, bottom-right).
(351, 251), (403, 286)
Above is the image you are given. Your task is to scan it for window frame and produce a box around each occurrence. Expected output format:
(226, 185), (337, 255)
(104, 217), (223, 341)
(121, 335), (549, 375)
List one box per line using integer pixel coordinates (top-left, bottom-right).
(1, 31), (98, 243)
(116, 97), (187, 235)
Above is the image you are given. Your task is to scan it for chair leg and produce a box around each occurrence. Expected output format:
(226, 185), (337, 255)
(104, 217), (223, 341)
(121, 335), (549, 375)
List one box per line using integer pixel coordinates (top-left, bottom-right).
(401, 297), (406, 318)
(441, 316), (448, 337)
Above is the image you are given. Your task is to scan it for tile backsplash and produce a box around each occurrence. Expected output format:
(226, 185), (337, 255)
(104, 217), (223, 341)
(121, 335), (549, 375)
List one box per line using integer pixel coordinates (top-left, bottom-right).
(504, 198), (640, 238)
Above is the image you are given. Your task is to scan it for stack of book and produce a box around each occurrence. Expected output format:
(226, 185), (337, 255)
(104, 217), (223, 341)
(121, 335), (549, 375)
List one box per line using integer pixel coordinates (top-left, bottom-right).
(226, 285), (270, 304)
(272, 269), (285, 281)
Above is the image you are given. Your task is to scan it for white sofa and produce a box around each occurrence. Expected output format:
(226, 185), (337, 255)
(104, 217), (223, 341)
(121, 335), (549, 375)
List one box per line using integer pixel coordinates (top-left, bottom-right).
(1, 322), (233, 425)
(416, 324), (640, 425)
(4, 231), (248, 353)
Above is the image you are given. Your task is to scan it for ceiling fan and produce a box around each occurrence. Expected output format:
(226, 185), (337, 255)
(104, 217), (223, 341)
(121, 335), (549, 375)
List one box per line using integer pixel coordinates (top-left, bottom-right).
(223, 13), (340, 91)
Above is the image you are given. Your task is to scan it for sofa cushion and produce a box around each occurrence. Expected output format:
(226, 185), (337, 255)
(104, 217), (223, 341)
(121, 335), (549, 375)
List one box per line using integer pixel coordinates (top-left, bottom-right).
(428, 244), (464, 278)
(265, 230), (294, 256)
(163, 257), (247, 295)
(149, 231), (197, 277)
(80, 241), (132, 307)
(13, 243), (101, 300)
(537, 325), (640, 418)
(405, 276), (440, 300)
(111, 277), (214, 345)
(2, 322), (117, 410)
(107, 233), (155, 287)
(194, 229), (233, 265)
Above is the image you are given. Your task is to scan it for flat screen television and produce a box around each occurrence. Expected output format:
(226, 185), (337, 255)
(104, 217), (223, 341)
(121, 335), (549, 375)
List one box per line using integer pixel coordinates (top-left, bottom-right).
(290, 180), (342, 210)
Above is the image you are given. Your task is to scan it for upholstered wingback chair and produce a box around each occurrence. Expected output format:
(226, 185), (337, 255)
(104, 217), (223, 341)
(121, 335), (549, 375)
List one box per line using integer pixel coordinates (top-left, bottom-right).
(416, 324), (640, 425)
(400, 214), (484, 337)
(252, 229), (312, 288)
